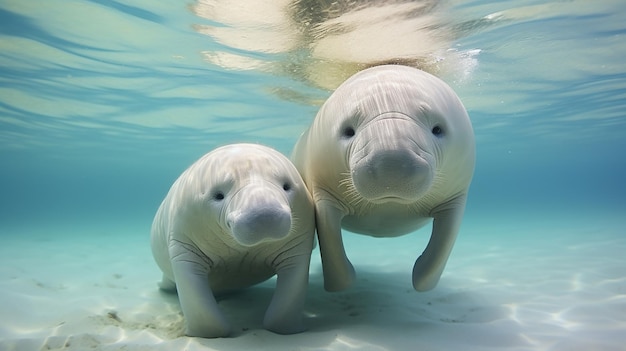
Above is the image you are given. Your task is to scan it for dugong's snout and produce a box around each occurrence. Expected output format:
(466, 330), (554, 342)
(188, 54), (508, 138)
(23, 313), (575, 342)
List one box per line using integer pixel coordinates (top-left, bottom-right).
(226, 185), (292, 246)
(349, 118), (435, 203)
(352, 148), (433, 203)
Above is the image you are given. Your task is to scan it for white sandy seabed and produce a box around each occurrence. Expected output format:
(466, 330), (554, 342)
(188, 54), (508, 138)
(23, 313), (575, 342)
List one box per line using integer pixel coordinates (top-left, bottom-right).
(0, 212), (624, 351)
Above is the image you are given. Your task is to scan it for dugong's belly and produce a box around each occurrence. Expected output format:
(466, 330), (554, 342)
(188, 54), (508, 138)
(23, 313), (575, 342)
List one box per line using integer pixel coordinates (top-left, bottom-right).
(153, 222), (280, 294)
(187, 238), (285, 294)
(207, 261), (276, 294)
(341, 208), (432, 237)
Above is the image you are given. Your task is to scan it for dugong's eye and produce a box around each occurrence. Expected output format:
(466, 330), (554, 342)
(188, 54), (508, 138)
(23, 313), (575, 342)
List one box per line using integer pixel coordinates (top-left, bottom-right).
(431, 125), (444, 137)
(341, 126), (356, 138)
(212, 191), (225, 201)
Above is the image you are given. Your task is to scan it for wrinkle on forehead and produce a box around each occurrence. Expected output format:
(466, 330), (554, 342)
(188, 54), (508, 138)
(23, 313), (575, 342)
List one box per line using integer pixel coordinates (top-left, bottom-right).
(204, 151), (289, 186)
(355, 92), (431, 122)
(345, 81), (432, 119)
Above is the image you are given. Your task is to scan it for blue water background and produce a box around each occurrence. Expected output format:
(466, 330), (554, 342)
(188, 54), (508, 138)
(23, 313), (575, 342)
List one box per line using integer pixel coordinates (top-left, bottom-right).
(1, 0), (625, 235)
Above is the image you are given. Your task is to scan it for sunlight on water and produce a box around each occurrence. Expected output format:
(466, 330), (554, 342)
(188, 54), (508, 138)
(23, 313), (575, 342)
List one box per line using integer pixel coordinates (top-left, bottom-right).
(1, 0), (624, 155)
(191, 0), (483, 90)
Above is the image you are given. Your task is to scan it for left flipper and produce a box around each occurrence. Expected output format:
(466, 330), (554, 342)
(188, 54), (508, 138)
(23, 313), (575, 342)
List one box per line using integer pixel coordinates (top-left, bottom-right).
(263, 253), (312, 334)
(412, 194), (467, 291)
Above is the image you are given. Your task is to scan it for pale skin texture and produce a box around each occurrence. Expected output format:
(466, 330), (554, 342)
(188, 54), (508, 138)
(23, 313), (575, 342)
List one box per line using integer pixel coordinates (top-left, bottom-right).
(151, 144), (315, 338)
(292, 65), (475, 292)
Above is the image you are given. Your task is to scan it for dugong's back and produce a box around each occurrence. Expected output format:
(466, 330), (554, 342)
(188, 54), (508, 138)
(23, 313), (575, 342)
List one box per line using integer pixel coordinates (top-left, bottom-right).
(150, 196), (177, 285)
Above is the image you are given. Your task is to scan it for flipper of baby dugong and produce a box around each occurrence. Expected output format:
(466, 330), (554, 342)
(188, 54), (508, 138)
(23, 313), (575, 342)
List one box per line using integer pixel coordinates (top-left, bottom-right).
(292, 65), (475, 292)
(151, 143), (315, 337)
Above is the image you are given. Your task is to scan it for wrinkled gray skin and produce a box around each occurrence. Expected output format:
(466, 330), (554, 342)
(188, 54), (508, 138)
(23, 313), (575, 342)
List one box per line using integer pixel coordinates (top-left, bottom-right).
(151, 144), (315, 338)
(292, 65), (475, 292)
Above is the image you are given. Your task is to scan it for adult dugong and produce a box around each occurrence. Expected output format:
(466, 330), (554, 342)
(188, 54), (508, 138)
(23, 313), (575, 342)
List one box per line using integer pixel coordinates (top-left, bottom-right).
(292, 65), (475, 292)
(151, 144), (315, 338)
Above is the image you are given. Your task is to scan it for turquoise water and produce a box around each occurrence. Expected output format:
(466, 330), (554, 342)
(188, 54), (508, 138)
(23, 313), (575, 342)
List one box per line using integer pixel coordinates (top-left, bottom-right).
(1, 0), (625, 349)
(1, 0), (625, 226)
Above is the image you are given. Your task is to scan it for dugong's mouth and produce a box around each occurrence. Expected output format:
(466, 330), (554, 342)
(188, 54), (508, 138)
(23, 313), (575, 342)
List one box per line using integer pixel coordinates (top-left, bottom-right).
(366, 195), (417, 205)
